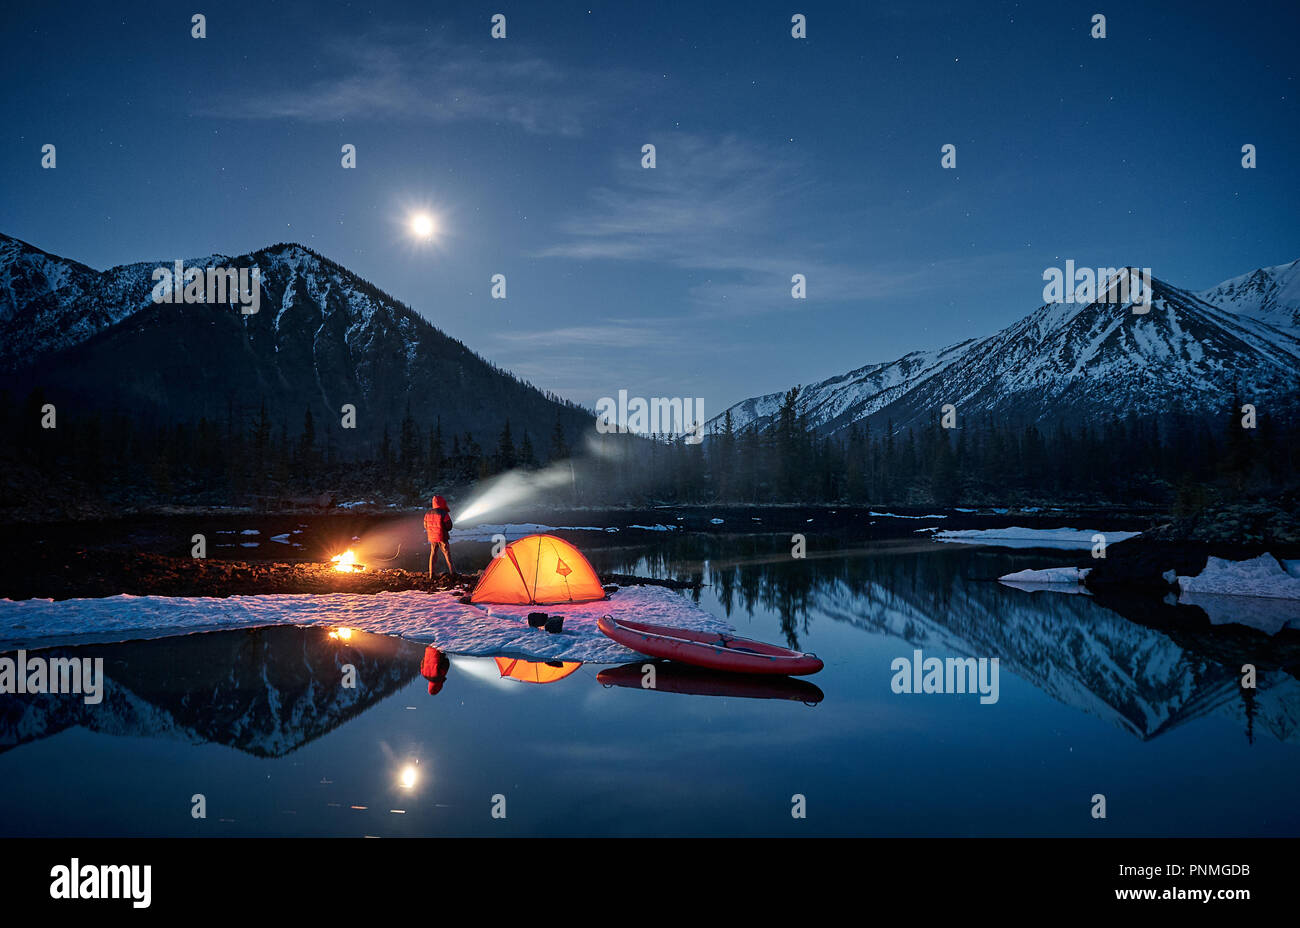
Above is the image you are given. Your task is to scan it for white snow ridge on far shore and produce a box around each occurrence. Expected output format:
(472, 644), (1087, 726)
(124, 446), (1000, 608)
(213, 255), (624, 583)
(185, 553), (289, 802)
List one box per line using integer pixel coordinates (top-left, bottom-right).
(999, 566), (1092, 585)
(1178, 554), (1300, 600)
(450, 523), (616, 542)
(934, 527), (1140, 549)
(0, 585), (731, 661)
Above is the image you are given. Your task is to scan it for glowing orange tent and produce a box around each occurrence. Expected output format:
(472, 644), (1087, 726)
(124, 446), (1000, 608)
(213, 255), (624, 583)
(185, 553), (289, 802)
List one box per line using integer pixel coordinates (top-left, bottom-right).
(494, 657), (582, 684)
(470, 534), (606, 605)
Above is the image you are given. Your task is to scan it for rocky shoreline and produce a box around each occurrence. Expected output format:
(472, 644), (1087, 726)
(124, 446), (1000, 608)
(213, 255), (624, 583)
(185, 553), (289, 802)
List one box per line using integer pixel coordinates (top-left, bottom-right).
(0, 549), (476, 601)
(0, 547), (702, 602)
(1084, 499), (1300, 593)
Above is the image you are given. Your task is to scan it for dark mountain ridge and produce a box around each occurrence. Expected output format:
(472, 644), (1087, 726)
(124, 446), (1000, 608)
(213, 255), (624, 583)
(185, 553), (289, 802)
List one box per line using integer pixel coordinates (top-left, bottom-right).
(0, 233), (591, 451)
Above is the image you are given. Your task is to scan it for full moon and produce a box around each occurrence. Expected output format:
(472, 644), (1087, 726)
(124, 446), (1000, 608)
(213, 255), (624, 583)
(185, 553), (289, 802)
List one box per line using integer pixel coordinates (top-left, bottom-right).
(409, 213), (436, 240)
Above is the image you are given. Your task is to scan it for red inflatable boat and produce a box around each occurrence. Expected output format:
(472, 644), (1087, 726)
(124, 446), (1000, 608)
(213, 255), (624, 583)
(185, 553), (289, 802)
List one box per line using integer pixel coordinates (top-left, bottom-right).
(597, 615), (823, 676)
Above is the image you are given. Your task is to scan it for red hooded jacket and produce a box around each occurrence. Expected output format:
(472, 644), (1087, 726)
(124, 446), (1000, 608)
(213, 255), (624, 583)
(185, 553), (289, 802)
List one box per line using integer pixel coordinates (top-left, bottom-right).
(424, 495), (452, 543)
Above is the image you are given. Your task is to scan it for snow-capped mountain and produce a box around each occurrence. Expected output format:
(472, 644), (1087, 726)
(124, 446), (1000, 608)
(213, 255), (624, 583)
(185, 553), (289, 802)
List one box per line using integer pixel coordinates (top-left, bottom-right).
(0, 233), (591, 443)
(1195, 259), (1300, 334)
(0, 235), (160, 367)
(712, 265), (1300, 437)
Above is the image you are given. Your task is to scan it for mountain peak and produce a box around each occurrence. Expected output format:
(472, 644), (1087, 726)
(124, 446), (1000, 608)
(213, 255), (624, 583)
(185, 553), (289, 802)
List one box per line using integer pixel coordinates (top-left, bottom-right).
(0, 232), (593, 447)
(255, 241), (321, 261)
(712, 260), (1300, 438)
(1197, 258), (1300, 333)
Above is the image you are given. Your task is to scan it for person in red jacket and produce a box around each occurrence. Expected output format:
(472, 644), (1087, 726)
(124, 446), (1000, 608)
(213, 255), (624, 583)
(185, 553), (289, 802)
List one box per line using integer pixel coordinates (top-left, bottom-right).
(424, 494), (455, 578)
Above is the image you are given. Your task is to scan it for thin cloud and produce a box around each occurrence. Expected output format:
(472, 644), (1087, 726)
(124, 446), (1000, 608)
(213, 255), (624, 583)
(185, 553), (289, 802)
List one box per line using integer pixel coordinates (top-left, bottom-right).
(534, 134), (795, 264)
(492, 322), (681, 349)
(536, 133), (1006, 314)
(206, 33), (625, 136)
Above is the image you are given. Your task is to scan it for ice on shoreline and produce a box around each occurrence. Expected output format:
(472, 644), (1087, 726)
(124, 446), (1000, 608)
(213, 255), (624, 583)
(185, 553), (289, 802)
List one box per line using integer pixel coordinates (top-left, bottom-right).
(934, 527), (1140, 549)
(1000, 553), (1300, 630)
(999, 566), (1093, 585)
(449, 522), (686, 542)
(450, 523), (617, 542)
(869, 511), (948, 519)
(1177, 554), (1300, 601)
(0, 585), (731, 662)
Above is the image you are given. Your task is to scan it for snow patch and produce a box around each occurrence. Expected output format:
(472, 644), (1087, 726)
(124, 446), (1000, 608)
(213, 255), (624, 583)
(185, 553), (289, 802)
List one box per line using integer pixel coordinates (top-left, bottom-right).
(1177, 554), (1300, 601)
(869, 511), (949, 519)
(450, 523), (615, 542)
(0, 585), (730, 662)
(934, 527), (1139, 549)
(999, 566), (1092, 584)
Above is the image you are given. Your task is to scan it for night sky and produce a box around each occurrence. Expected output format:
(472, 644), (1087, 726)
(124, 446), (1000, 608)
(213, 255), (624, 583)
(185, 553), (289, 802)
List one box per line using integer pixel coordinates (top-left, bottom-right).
(3, 0), (1298, 415)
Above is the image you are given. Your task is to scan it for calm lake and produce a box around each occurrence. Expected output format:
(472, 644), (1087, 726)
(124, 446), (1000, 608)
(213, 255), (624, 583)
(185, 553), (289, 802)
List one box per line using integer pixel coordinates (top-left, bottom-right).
(2, 532), (1298, 837)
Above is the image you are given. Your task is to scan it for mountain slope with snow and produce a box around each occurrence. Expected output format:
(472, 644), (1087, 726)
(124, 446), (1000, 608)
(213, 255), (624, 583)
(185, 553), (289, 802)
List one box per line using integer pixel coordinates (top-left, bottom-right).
(0, 233), (591, 443)
(712, 264), (1300, 437)
(1196, 259), (1300, 334)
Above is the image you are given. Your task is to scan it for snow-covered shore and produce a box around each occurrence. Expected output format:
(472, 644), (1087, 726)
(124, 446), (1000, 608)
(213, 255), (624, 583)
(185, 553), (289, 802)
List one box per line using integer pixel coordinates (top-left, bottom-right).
(0, 584), (730, 661)
(450, 522), (618, 542)
(1176, 554), (1300, 600)
(449, 522), (681, 542)
(933, 527), (1140, 549)
(999, 566), (1093, 584)
(998, 552), (1300, 632)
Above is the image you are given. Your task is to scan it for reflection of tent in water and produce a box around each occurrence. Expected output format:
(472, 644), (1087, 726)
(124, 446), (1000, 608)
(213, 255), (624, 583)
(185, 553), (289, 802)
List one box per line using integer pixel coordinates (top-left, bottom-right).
(494, 657), (582, 685)
(471, 534), (606, 605)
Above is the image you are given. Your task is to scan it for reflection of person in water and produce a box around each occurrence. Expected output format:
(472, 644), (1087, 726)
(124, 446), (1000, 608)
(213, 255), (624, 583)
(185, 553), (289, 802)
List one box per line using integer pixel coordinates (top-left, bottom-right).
(421, 645), (450, 695)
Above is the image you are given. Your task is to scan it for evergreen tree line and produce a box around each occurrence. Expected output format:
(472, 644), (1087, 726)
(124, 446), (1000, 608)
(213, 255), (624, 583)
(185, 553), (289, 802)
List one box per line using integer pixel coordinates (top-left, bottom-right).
(685, 386), (1298, 509)
(3, 384), (1296, 510)
(1, 389), (571, 506)
(582, 387), (1299, 509)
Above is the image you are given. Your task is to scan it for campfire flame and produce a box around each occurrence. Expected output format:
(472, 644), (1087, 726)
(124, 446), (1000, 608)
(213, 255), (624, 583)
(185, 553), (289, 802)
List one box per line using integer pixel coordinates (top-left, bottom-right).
(329, 627), (354, 641)
(330, 549), (364, 573)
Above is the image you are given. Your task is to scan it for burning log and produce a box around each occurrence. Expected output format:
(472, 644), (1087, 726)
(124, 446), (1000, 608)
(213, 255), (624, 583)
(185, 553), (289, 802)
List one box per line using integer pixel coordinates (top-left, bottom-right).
(330, 550), (366, 573)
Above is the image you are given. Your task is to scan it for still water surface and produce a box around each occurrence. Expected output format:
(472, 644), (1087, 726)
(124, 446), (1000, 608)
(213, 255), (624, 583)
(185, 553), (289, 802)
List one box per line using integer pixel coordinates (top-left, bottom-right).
(2, 535), (1297, 836)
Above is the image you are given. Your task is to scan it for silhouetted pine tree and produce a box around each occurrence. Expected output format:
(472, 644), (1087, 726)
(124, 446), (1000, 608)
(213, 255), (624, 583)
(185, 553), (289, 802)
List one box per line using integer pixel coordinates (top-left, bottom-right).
(494, 420), (517, 472)
(549, 414), (569, 462)
(519, 431), (537, 469)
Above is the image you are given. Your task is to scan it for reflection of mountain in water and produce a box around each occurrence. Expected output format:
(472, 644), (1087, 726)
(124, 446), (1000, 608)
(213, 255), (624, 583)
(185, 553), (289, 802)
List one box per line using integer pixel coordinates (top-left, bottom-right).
(0, 626), (424, 757)
(4, 541), (1297, 753)
(641, 537), (1300, 744)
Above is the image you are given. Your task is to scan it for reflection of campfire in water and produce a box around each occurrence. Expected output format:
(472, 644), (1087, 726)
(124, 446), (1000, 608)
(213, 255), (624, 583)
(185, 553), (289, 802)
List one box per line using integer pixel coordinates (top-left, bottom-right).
(330, 549), (365, 573)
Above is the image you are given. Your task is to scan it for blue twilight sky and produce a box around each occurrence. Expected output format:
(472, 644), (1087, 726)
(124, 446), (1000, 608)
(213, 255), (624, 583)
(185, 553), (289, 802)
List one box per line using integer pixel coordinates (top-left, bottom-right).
(2, 0), (1298, 414)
